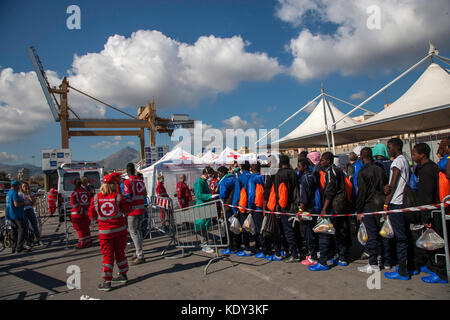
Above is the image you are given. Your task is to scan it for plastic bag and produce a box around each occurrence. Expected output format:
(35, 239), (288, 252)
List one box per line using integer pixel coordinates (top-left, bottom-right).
(357, 223), (368, 245)
(416, 228), (445, 251)
(379, 216), (394, 238)
(299, 209), (313, 221)
(242, 214), (256, 235)
(218, 218), (226, 238)
(313, 217), (335, 235)
(229, 216), (242, 235)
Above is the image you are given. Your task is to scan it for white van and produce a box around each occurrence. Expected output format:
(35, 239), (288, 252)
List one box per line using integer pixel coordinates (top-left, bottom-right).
(57, 162), (104, 212)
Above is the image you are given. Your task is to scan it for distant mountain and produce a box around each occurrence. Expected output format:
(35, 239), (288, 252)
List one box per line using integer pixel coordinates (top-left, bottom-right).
(99, 146), (140, 170)
(0, 163), (42, 177)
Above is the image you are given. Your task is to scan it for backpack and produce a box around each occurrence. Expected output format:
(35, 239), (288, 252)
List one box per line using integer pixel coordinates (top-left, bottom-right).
(238, 187), (248, 213)
(401, 168), (419, 224)
(344, 176), (353, 202)
(267, 174), (289, 211)
(254, 183), (265, 208)
(330, 166), (348, 215)
(438, 172), (450, 202)
(314, 187), (323, 214)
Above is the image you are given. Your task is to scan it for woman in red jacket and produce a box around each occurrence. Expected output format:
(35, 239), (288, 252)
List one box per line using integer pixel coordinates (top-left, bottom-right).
(70, 179), (92, 248)
(89, 174), (131, 292)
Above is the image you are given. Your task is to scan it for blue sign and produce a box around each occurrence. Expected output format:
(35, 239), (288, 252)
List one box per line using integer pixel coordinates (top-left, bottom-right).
(57, 152), (64, 158)
(50, 161), (57, 167)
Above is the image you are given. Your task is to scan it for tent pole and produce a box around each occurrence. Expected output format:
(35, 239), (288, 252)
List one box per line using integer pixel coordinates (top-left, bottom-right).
(323, 93), (336, 154)
(332, 53), (432, 128)
(408, 133), (414, 169)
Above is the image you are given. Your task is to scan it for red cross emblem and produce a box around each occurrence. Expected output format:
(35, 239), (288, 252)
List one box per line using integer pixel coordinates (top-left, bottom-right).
(80, 194), (89, 204)
(101, 202), (115, 216)
(227, 152), (239, 160)
(136, 182), (144, 193)
(180, 155), (189, 160)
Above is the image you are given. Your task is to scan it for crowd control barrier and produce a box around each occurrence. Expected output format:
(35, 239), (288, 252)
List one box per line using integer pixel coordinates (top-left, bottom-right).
(438, 195), (450, 281)
(166, 199), (234, 275)
(146, 195), (174, 239)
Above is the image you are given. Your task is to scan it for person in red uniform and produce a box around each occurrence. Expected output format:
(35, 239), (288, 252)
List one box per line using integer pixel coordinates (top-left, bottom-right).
(177, 174), (192, 209)
(47, 188), (58, 216)
(155, 173), (170, 230)
(123, 163), (148, 265)
(70, 179), (92, 248)
(89, 174), (131, 292)
(109, 172), (123, 194)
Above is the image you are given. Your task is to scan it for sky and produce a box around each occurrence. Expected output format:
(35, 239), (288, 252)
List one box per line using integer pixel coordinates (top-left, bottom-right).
(0, 0), (449, 166)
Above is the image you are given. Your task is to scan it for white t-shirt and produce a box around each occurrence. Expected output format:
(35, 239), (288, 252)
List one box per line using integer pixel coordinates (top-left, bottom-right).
(389, 154), (410, 205)
(19, 192), (35, 211)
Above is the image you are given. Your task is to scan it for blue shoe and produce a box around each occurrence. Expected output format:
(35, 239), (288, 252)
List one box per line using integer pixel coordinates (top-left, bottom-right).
(255, 252), (265, 259)
(408, 269), (419, 276)
(384, 269), (410, 280)
(308, 263), (330, 271)
(420, 265), (432, 274)
(272, 254), (282, 261)
(265, 255), (273, 262)
(337, 260), (348, 267)
(221, 249), (236, 255)
(236, 250), (247, 257)
(280, 251), (287, 258)
(421, 272), (448, 284)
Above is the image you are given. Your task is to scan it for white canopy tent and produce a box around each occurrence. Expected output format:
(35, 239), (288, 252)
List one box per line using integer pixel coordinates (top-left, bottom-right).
(275, 97), (360, 151)
(211, 146), (257, 165)
(200, 150), (217, 164)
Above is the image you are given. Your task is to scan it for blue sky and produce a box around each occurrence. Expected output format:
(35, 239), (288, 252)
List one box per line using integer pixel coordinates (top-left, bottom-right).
(1, 0), (449, 165)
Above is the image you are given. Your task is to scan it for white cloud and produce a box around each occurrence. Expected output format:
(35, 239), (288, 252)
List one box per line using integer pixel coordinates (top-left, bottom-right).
(277, 0), (450, 81)
(113, 136), (122, 141)
(126, 141), (136, 146)
(349, 90), (367, 100)
(1, 30), (283, 144)
(90, 139), (120, 149)
(0, 151), (20, 162)
(266, 106), (278, 113)
(222, 115), (249, 129)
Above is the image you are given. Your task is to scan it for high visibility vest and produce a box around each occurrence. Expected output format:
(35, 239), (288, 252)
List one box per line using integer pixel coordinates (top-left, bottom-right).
(125, 176), (147, 216)
(70, 187), (90, 219)
(92, 193), (127, 239)
(48, 188), (58, 206)
(267, 181), (288, 211)
(254, 184), (264, 209)
(439, 172), (450, 202)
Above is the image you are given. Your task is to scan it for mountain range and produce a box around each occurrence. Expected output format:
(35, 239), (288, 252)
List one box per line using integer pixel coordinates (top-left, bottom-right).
(0, 146), (141, 176)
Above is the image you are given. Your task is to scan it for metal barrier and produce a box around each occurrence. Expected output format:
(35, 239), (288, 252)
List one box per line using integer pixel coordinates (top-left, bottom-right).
(438, 195), (450, 281)
(170, 199), (234, 275)
(146, 195), (174, 238)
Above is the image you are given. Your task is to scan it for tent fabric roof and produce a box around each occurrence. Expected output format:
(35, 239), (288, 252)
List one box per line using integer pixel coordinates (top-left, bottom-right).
(276, 97), (359, 148)
(212, 147), (256, 164)
(200, 150), (217, 163)
(279, 63), (450, 149)
(152, 147), (201, 166)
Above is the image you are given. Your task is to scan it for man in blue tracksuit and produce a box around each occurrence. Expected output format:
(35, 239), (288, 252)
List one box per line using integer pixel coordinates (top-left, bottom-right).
(217, 166), (239, 254)
(232, 161), (253, 256)
(248, 162), (266, 258)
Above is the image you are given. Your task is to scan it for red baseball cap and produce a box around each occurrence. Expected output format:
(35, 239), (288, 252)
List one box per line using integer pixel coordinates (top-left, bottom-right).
(109, 172), (122, 183)
(103, 174), (115, 184)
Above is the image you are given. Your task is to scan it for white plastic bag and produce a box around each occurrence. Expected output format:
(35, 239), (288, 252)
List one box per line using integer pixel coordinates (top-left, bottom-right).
(243, 214), (256, 235)
(229, 216), (242, 235)
(357, 223), (368, 245)
(299, 210), (313, 221)
(313, 217), (335, 235)
(379, 216), (394, 238)
(218, 218), (226, 238)
(416, 228), (445, 251)
(260, 215), (267, 233)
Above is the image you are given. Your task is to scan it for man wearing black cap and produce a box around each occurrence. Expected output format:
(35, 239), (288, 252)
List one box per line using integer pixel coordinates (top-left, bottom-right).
(6, 181), (30, 253)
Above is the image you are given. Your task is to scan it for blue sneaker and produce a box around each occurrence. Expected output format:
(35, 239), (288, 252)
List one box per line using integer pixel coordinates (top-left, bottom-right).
(221, 248), (236, 255)
(255, 252), (265, 259)
(420, 265), (432, 274)
(272, 254), (282, 261)
(337, 260), (348, 267)
(421, 272), (448, 284)
(408, 269), (419, 276)
(236, 250), (246, 257)
(265, 255), (273, 261)
(384, 268), (410, 280)
(308, 263), (329, 271)
(280, 251), (287, 258)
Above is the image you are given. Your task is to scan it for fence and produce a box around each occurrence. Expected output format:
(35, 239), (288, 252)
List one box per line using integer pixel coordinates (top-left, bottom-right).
(170, 199), (234, 275)
(438, 195), (450, 280)
(146, 195), (174, 239)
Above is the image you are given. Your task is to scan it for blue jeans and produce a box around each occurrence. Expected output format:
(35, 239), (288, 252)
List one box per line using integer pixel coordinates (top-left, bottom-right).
(24, 208), (40, 242)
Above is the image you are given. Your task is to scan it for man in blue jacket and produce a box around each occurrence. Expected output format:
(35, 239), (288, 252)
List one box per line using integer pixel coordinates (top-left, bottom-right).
(248, 162), (266, 258)
(217, 166), (239, 254)
(232, 161), (253, 257)
(6, 181), (30, 254)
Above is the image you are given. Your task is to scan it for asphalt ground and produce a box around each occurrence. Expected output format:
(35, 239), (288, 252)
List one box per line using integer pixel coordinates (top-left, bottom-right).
(0, 216), (449, 301)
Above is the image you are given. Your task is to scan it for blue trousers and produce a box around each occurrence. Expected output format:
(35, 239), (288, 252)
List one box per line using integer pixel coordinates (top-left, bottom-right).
(318, 215), (350, 265)
(302, 217), (318, 260)
(280, 212), (299, 259)
(388, 204), (415, 273)
(24, 208), (40, 242)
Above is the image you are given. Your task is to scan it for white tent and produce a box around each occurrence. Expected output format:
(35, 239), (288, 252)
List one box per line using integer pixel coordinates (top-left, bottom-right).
(212, 147), (257, 165)
(328, 63), (450, 143)
(141, 147), (205, 208)
(200, 150), (217, 164)
(276, 97), (360, 149)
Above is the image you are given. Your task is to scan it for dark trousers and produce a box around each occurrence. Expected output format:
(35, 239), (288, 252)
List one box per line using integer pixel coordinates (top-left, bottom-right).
(238, 211), (251, 251)
(331, 216), (351, 262)
(10, 218), (25, 251)
(318, 232), (334, 265)
(388, 204), (414, 275)
(424, 211), (449, 280)
(24, 208), (40, 243)
(225, 208), (240, 251)
(280, 212), (299, 259)
(302, 218), (318, 260)
(362, 214), (380, 266)
(252, 211), (266, 253)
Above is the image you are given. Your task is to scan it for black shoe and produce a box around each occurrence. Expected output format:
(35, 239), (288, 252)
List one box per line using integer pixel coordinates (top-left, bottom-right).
(112, 274), (128, 285)
(97, 281), (112, 292)
(11, 248), (16, 254)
